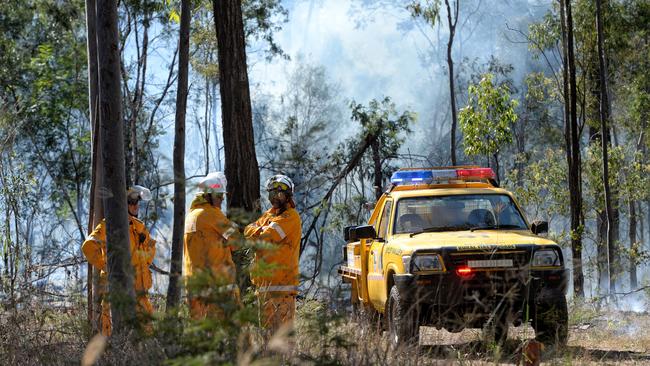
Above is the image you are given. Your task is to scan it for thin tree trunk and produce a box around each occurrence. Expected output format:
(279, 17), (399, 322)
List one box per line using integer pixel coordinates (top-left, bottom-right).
(565, 0), (584, 298)
(126, 6), (150, 186)
(371, 138), (382, 201)
(212, 81), (221, 171)
(85, 0), (99, 329)
(166, 0), (190, 311)
(629, 199), (637, 289)
(212, 0), (260, 212)
(445, 0), (459, 165)
(595, 0), (616, 295)
(204, 75), (210, 175)
(96, 0), (136, 333)
(588, 65), (608, 293)
(493, 153), (500, 183)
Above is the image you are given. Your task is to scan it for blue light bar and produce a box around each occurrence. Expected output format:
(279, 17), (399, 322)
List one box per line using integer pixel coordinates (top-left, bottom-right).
(390, 170), (433, 184)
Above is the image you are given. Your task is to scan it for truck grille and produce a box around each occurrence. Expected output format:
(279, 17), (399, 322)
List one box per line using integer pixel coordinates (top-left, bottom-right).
(449, 250), (530, 269)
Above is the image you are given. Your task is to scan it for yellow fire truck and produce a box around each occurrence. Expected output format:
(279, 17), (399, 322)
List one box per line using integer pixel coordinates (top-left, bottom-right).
(339, 167), (568, 346)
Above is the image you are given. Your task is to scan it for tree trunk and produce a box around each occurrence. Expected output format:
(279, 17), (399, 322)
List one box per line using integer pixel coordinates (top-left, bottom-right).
(96, 0), (137, 333)
(445, 0), (459, 166)
(85, 0), (100, 330)
(492, 153), (500, 183)
(595, 0), (616, 295)
(371, 138), (382, 201)
(204, 75), (210, 175)
(212, 81), (222, 171)
(629, 199), (637, 290)
(166, 0), (190, 311)
(565, 0), (584, 298)
(212, 0), (260, 213)
(588, 67), (607, 294)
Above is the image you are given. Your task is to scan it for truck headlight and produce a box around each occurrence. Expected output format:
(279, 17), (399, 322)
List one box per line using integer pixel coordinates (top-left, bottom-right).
(411, 254), (444, 273)
(532, 249), (561, 268)
(402, 255), (411, 273)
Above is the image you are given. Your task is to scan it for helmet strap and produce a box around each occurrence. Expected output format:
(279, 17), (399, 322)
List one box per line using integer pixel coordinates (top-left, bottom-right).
(204, 192), (214, 206)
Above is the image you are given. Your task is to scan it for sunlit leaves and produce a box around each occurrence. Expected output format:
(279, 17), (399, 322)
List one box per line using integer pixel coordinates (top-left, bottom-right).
(407, 0), (441, 27)
(459, 73), (518, 159)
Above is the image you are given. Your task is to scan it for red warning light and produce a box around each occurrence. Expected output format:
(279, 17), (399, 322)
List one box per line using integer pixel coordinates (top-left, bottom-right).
(456, 168), (496, 180)
(456, 266), (473, 277)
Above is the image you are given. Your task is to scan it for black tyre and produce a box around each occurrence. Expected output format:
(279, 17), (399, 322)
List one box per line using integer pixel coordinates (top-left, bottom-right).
(533, 294), (568, 347)
(387, 286), (419, 346)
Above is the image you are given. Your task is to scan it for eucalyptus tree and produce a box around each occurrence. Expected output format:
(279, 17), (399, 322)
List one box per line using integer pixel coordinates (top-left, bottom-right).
(167, 0), (191, 310)
(459, 73), (518, 183)
(96, 0), (137, 333)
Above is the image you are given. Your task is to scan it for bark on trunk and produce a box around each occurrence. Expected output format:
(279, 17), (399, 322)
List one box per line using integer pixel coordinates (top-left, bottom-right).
(565, 0), (584, 298)
(85, 0), (100, 329)
(629, 199), (637, 290)
(166, 0), (190, 311)
(371, 138), (382, 201)
(595, 0), (616, 294)
(96, 0), (137, 333)
(212, 0), (260, 213)
(589, 68), (607, 293)
(445, 0), (459, 166)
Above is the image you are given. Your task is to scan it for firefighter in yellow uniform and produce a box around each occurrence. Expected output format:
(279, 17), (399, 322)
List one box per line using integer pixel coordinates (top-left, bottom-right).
(82, 185), (156, 336)
(183, 172), (240, 319)
(245, 175), (301, 332)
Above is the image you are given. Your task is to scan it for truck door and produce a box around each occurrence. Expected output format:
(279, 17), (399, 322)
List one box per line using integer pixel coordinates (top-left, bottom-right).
(368, 199), (392, 310)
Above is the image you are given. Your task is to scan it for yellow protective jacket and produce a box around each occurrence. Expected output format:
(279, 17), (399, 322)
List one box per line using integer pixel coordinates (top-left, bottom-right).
(183, 195), (239, 284)
(244, 207), (301, 294)
(82, 216), (156, 294)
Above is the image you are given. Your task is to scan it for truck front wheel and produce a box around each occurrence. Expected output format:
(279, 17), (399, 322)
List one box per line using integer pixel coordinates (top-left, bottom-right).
(533, 293), (568, 348)
(387, 286), (419, 346)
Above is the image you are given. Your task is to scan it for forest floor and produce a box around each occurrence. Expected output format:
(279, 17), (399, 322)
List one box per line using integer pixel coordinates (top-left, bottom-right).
(415, 309), (650, 365)
(2, 300), (650, 365)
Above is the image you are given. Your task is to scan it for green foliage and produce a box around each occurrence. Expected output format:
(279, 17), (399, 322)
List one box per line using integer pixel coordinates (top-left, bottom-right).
(527, 10), (560, 56)
(506, 149), (569, 223)
(348, 97), (416, 188)
(584, 144), (650, 214)
(407, 0), (441, 27)
(459, 73), (518, 159)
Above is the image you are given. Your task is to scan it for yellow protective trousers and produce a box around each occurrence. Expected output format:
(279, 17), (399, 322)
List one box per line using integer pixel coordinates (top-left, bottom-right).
(257, 292), (296, 333)
(100, 293), (152, 336)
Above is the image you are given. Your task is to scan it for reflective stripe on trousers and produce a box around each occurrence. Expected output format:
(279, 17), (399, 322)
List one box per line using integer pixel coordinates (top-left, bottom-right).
(257, 285), (298, 293)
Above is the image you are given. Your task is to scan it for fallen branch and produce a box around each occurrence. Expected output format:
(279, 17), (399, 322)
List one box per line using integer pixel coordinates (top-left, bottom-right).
(300, 132), (377, 254)
(613, 285), (650, 297)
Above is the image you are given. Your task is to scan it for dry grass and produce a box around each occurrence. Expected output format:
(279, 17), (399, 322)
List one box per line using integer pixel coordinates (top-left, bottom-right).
(1, 300), (650, 365)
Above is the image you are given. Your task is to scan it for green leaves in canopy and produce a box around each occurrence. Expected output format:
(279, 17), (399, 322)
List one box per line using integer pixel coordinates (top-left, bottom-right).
(459, 73), (518, 158)
(407, 0), (441, 26)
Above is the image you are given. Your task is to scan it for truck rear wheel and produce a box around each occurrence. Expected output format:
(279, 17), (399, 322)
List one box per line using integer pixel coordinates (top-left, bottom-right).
(533, 293), (568, 348)
(387, 286), (419, 346)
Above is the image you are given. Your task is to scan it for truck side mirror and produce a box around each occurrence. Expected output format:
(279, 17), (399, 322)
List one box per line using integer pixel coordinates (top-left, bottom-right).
(349, 225), (377, 241)
(531, 221), (548, 235)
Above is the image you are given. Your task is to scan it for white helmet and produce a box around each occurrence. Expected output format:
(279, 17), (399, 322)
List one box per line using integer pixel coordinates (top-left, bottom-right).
(265, 174), (294, 193)
(199, 172), (227, 194)
(127, 185), (152, 203)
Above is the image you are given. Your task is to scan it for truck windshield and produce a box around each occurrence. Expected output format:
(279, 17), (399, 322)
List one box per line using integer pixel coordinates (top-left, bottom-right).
(393, 194), (528, 234)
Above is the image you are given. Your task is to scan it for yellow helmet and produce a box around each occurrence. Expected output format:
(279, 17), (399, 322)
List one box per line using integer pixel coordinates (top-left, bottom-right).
(265, 174), (294, 193)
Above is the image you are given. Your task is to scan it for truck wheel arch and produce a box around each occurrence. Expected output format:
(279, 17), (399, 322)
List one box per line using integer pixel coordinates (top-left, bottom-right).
(385, 269), (396, 296)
